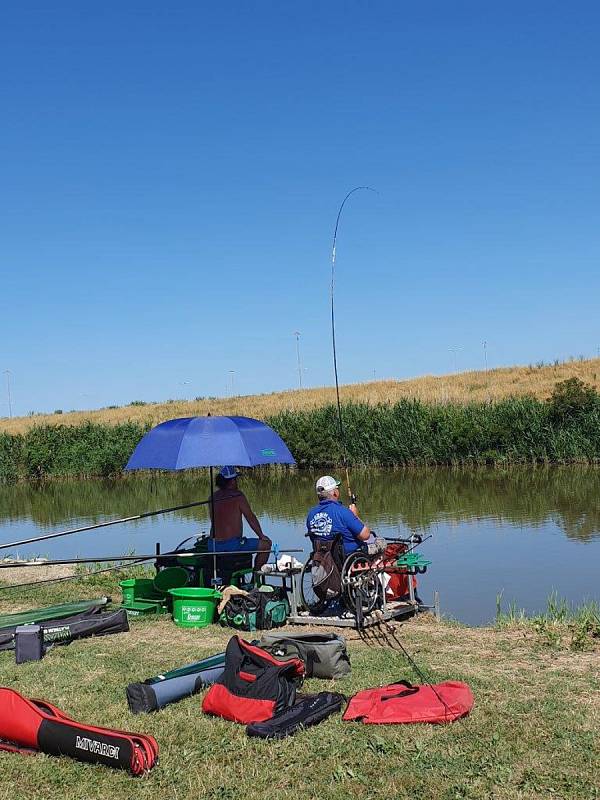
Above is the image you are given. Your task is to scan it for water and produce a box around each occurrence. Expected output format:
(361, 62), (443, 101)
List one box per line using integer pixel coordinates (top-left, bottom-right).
(1, 468), (599, 625)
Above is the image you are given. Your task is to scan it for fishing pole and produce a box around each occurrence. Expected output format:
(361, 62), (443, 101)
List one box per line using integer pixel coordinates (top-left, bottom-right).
(0, 548), (304, 569)
(361, 619), (454, 725)
(331, 186), (377, 504)
(0, 558), (150, 593)
(0, 495), (233, 553)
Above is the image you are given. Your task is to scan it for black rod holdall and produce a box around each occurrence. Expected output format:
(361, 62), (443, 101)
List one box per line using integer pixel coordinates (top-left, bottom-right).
(259, 632), (351, 679)
(246, 691), (346, 739)
(0, 608), (129, 652)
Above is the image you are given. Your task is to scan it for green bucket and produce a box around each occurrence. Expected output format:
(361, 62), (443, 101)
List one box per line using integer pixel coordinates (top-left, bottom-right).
(120, 578), (162, 605)
(153, 566), (190, 596)
(169, 587), (221, 628)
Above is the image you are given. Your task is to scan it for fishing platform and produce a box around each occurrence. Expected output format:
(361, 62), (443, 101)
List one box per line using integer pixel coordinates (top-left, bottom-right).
(288, 600), (434, 629)
(257, 551), (440, 631)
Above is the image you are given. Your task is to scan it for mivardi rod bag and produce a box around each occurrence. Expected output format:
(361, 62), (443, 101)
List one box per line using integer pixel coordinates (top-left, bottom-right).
(127, 665), (224, 714)
(0, 688), (158, 775)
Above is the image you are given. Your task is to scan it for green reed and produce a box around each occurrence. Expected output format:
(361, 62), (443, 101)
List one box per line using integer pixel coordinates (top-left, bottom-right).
(2, 384), (600, 481)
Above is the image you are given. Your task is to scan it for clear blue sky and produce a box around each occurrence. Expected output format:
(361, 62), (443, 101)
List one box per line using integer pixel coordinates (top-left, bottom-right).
(1, 2), (599, 416)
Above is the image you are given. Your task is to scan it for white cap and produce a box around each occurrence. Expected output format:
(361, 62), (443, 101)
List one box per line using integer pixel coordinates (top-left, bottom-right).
(315, 475), (341, 494)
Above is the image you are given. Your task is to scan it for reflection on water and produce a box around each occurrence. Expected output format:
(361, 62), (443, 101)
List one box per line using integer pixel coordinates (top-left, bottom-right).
(1, 467), (599, 625)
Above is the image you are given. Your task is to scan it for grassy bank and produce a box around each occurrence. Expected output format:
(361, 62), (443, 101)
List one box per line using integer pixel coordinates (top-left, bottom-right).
(0, 570), (598, 800)
(2, 378), (600, 480)
(2, 358), (600, 437)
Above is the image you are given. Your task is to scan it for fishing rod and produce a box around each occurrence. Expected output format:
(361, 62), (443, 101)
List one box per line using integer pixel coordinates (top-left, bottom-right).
(0, 558), (150, 593)
(0, 495), (233, 553)
(0, 548), (304, 569)
(362, 619), (456, 725)
(330, 186), (377, 504)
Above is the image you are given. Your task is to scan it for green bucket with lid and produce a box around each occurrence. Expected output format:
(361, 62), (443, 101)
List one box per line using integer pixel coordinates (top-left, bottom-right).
(153, 566), (190, 595)
(169, 587), (221, 628)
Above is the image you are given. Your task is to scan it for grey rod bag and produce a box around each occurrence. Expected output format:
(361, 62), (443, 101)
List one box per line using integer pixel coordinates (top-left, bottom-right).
(259, 632), (351, 678)
(126, 665), (224, 714)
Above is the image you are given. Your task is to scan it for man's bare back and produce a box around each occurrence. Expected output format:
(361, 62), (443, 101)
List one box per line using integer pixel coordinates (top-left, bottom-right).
(210, 488), (248, 540)
(209, 472), (272, 570)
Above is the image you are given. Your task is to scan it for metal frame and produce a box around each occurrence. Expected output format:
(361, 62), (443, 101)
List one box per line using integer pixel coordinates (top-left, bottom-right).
(289, 599), (419, 628)
(284, 553), (439, 630)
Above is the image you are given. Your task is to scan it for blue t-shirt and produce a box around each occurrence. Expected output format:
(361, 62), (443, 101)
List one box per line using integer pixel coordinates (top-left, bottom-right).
(306, 499), (365, 555)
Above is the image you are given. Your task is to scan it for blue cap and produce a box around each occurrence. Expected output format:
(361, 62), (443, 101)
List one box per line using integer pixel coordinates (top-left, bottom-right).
(219, 465), (240, 480)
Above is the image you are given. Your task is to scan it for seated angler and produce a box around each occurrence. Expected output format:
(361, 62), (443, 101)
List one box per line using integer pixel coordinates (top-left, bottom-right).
(306, 475), (372, 556)
(208, 466), (272, 571)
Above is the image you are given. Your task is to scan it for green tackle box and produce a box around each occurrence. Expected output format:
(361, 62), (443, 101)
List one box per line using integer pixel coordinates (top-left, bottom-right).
(122, 600), (167, 617)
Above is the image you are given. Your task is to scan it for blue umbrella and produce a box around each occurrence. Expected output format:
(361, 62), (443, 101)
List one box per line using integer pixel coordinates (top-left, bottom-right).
(125, 416), (296, 471)
(125, 416), (296, 586)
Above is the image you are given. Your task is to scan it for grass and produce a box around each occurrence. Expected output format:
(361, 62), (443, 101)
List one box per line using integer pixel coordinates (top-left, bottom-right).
(3, 357), (600, 436)
(496, 592), (600, 652)
(0, 569), (599, 799)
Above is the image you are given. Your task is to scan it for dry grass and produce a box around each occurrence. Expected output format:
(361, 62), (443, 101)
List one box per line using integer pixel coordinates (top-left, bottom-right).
(3, 357), (600, 435)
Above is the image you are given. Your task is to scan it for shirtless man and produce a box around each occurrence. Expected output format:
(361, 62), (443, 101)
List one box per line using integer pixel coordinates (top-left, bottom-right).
(208, 466), (272, 570)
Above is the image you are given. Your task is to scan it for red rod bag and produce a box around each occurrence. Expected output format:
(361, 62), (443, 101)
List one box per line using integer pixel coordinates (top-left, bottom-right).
(202, 636), (305, 724)
(343, 680), (474, 724)
(0, 688), (158, 775)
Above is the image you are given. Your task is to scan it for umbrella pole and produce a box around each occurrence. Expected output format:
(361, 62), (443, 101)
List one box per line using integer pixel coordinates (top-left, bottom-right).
(209, 466), (218, 586)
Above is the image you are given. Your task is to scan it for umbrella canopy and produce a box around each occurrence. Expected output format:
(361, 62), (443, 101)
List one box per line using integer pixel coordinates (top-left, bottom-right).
(125, 416), (296, 471)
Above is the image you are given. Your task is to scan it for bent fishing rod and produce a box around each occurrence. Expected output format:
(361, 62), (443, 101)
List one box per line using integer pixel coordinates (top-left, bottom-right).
(330, 186), (377, 504)
(0, 494), (237, 553)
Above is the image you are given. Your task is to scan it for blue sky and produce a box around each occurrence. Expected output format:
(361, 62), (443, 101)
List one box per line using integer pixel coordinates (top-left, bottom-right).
(1, 2), (599, 416)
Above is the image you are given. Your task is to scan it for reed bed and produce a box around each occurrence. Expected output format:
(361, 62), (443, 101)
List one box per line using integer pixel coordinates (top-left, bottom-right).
(2, 358), (600, 436)
(1, 377), (600, 480)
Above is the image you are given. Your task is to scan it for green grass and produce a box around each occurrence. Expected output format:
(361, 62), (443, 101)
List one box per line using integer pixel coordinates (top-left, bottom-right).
(496, 591), (600, 652)
(0, 571), (599, 799)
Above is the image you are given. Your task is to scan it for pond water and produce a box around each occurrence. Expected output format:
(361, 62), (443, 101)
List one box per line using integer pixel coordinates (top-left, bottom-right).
(1, 468), (599, 625)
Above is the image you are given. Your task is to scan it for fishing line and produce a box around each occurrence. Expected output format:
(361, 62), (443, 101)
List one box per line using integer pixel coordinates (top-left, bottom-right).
(330, 186), (377, 502)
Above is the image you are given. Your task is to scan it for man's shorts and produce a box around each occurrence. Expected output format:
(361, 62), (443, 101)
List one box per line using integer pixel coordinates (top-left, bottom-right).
(207, 536), (260, 553)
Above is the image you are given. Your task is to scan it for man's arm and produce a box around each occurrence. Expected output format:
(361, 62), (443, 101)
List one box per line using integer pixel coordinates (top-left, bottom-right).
(356, 525), (371, 542)
(239, 494), (268, 539)
(345, 506), (371, 542)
